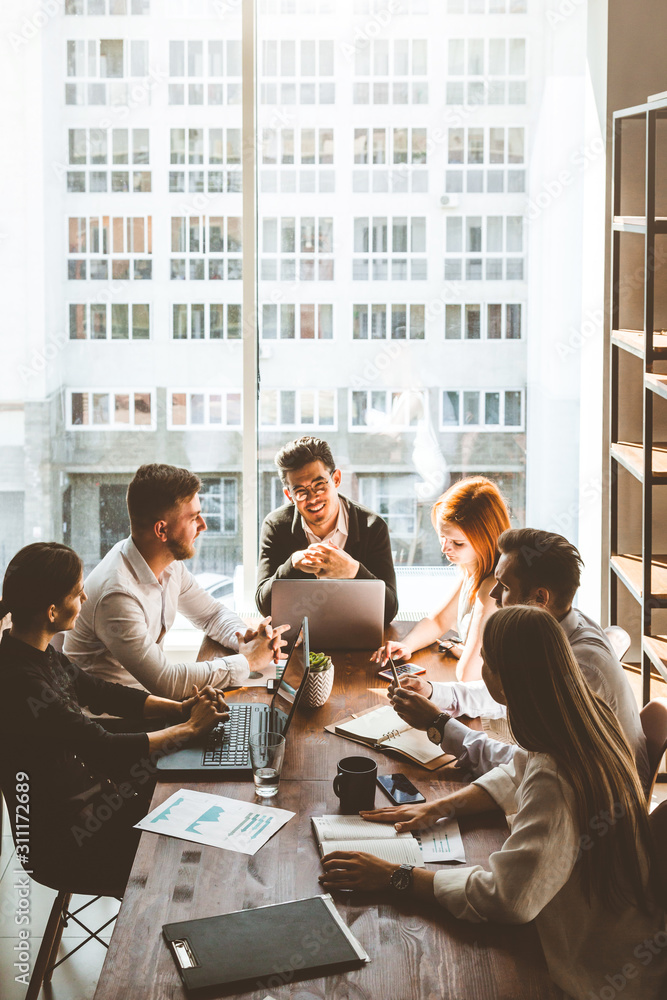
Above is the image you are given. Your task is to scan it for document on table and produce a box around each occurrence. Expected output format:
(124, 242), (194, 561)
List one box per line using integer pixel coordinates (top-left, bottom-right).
(413, 818), (466, 864)
(136, 788), (294, 856)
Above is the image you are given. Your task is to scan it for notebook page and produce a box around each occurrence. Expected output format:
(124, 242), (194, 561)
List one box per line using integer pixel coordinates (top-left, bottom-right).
(313, 815), (413, 846)
(383, 727), (444, 764)
(322, 838), (423, 866)
(335, 705), (409, 742)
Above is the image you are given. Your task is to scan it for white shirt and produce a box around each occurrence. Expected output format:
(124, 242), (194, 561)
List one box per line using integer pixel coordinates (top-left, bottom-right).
(433, 752), (667, 1000)
(301, 495), (349, 548)
(63, 536), (249, 700)
(431, 607), (650, 791)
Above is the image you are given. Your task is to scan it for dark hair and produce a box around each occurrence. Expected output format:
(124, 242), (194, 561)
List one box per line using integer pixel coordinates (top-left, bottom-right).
(497, 528), (583, 611)
(274, 436), (336, 485)
(0, 543), (83, 629)
(126, 463), (201, 531)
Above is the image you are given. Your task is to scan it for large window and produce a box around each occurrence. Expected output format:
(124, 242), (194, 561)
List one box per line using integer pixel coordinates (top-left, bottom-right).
(2, 0), (592, 617)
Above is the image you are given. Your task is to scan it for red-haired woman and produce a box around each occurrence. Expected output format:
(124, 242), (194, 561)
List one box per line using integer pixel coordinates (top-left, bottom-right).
(372, 476), (510, 682)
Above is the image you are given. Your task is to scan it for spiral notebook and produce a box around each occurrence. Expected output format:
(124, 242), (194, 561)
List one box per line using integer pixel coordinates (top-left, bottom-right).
(325, 705), (454, 770)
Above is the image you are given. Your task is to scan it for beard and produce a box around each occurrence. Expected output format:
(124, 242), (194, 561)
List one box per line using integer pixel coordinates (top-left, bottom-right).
(166, 536), (196, 561)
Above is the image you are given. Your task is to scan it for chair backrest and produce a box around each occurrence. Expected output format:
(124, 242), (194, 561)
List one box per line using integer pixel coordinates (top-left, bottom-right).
(604, 625), (631, 661)
(640, 698), (667, 799)
(649, 800), (667, 910)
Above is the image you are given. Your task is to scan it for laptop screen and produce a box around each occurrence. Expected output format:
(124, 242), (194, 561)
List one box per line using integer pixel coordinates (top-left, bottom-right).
(271, 619), (309, 724)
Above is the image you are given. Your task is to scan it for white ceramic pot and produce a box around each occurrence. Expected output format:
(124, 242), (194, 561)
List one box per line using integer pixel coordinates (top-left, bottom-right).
(302, 662), (334, 708)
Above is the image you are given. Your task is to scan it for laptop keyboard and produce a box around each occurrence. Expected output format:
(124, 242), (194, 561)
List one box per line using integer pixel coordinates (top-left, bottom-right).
(202, 704), (253, 767)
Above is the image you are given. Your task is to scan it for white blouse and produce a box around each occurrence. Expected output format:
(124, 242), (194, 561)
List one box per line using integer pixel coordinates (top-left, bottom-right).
(432, 751), (667, 1000)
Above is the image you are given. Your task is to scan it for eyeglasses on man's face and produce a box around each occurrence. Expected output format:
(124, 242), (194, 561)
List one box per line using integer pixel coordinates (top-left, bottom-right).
(287, 473), (335, 504)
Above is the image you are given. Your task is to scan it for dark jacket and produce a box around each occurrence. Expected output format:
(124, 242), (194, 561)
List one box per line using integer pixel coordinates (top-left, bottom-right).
(255, 496), (398, 624)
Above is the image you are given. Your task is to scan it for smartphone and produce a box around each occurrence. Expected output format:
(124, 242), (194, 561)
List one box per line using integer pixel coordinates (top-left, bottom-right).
(438, 629), (462, 652)
(377, 773), (426, 805)
(377, 662), (426, 681)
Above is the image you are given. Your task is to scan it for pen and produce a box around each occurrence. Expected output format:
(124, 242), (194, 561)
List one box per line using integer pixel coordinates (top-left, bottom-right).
(389, 657), (401, 689)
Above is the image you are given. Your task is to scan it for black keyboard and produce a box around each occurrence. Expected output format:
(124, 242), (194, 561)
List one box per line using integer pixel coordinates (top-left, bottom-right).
(202, 704), (253, 767)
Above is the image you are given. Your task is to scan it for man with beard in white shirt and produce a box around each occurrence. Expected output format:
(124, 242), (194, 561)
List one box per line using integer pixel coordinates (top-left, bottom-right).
(65, 464), (287, 700)
(387, 528), (650, 791)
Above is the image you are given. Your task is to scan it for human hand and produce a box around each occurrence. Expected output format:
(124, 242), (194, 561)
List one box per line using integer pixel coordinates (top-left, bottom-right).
(252, 616), (290, 664)
(359, 798), (453, 832)
(238, 621), (288, 672)
(291, 549), (320, 575)
(389, 688), (442, 732)
(301, 543), (360, 580)
(319, 851), (395, 892)
(386, 675), (432, 699)
(370, 640), (412, 667)
(186, 687), (229, 736)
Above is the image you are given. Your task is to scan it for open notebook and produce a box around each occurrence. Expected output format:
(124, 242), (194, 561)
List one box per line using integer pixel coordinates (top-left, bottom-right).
(312, 815), (424, 866)
(325, 704), (453, 770)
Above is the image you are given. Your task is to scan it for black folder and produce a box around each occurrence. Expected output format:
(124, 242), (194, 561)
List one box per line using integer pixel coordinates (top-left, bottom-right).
(162, 894), (370, 994)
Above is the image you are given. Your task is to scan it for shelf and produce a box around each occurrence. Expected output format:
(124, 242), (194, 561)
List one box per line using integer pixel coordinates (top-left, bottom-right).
(611, 441), (667, 482)
(646, 373), (667, 401)
(612, 329), (667, 358)
(612, 216), (667, 234)
(643, 636), (667, 684)
(614, 95), (667, 117)
(610, 553), (667, 602)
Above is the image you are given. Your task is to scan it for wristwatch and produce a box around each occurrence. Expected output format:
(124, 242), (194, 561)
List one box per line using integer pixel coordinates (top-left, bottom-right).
(427, 712), (450, 746)
(389, 864), (415, 891)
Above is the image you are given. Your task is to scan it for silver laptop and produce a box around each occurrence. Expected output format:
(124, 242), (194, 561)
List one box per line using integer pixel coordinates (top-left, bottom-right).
(271, 579), (384, 649)
(156, 619), (310, 778)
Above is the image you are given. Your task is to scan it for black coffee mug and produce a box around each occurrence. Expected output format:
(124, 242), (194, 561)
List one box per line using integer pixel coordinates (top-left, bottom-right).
(333, 756), (377, 813)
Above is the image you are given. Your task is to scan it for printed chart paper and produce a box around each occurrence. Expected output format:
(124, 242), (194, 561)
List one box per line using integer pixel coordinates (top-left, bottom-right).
(414, 818), (466, 864)
(136, 788), (294, 856)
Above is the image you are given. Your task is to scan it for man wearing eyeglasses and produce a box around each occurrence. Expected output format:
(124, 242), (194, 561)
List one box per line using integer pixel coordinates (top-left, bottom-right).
(256, 436), (398, 624)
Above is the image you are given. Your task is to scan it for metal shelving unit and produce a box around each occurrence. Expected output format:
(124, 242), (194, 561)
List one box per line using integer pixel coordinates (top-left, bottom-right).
(610, 94), (667, 704)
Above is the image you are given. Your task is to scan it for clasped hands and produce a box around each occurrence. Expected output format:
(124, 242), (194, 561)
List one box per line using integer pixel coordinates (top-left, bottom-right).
(236, 616), (290, 670)
(292, 542), (360, 579)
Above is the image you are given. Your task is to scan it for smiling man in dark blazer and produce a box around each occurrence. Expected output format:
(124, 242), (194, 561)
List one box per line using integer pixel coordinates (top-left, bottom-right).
(256, 436), (398, 625)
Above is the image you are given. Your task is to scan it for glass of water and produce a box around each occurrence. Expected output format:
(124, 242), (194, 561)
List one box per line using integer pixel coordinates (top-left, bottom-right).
(249, 732), (286, 798)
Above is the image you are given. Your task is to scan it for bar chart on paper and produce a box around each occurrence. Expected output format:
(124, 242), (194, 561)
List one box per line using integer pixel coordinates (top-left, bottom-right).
(135, 788), (294, 855)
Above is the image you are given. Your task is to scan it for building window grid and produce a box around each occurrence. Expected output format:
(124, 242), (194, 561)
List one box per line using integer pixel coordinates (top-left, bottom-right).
(171, 303), (242, 339)
(353, 303), (425, 340)
(444, 215), (523, 282)
(353, 40), (428, 105)
(350, 389), (427, 430)
(260, 127), (335, 195)
(354, 0), (429, 12)
(67, 215), (152, 281)
(65, 39), (150, 106)
(260, 217), (334, 282)
(169, 389), (242, 428)
(168, 40), (242, 106)
(440, 388), (524, 430)
(444, 302), (522, 340)
(259, 0), (336, 11)
(170, 215), (242, 281)
(357, 475), (417, 536)
(353, 127), (427, 195)
(446, 126), (525, 195)
(68, 389), (155, 429)
(66, 0), (150, 12)
(353, 217), (427, 282)
(261, 303), (333, 339)
(260, 40), (335, 105)
(68, 302), (151, 340)
(199, 478), (238, 536)
(445, 38), (527, 106)
(67, 128), (151, 194)
(169, 128), (242, 194)
(260, 389), (336, 429)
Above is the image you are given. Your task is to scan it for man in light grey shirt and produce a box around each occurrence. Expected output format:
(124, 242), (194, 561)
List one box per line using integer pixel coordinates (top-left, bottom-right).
(389, 528), (650, 791)
(65, 464), (287, 701)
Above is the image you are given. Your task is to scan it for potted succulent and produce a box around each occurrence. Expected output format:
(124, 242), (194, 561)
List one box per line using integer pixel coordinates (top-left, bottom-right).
(302, 651), (334, 708)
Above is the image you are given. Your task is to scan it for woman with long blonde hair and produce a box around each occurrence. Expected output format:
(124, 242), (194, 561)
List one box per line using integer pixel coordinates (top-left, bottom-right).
(372, 475), (511, 681)
(323, 606), (667, 1000)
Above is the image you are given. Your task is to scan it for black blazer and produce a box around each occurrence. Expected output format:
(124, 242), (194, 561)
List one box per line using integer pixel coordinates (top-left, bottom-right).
(255, 496), (399, 624)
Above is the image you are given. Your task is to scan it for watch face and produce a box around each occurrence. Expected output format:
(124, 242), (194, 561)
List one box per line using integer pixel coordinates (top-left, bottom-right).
(428, 725), (441, 745)
(392, 868), (412, 890)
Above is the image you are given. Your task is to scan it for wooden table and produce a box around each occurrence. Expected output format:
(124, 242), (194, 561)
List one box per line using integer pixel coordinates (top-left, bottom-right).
(94, 624), (559, 1000)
